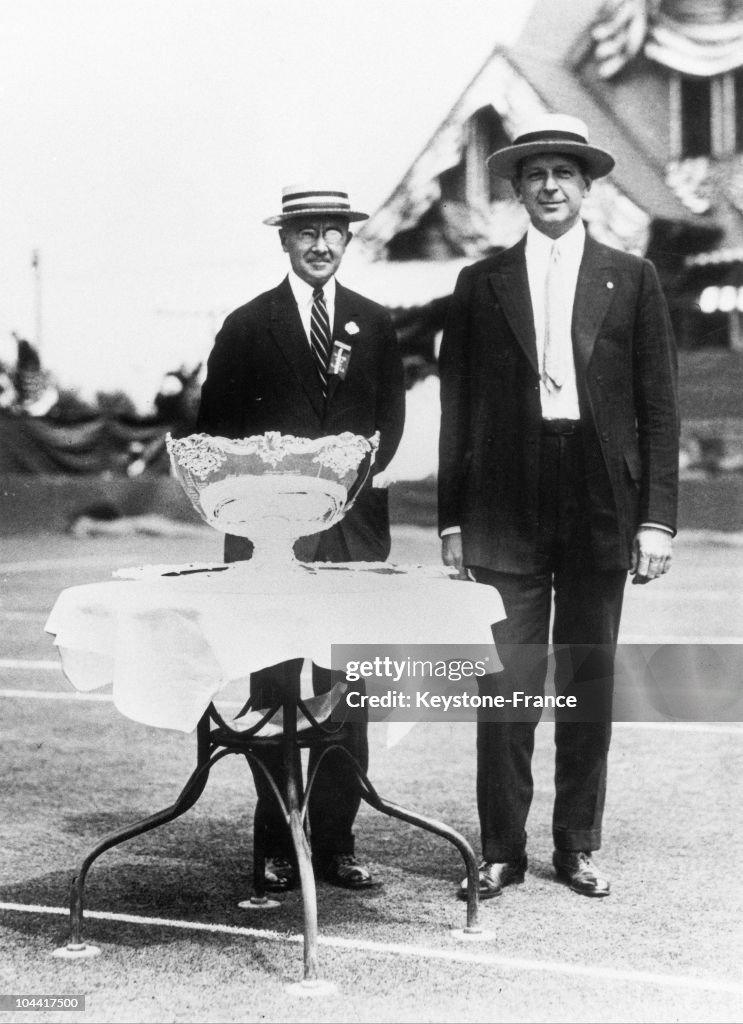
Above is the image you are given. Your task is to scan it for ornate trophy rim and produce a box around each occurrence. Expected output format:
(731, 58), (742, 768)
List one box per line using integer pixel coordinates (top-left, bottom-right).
(165, 430), (380, 568)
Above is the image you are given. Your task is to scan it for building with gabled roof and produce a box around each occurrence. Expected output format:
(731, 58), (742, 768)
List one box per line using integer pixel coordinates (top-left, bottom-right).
(359, 0), (743, 353)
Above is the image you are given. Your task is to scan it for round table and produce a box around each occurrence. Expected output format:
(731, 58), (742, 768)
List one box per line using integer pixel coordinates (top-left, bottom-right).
(45, 560), (505, 991)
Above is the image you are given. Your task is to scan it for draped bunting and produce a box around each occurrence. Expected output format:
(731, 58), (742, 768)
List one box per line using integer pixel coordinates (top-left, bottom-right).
(591, 0), (648, 79)
(592, 0), (743, 79)
(646, 5), (743, 76)
(0, 411), (173, 475)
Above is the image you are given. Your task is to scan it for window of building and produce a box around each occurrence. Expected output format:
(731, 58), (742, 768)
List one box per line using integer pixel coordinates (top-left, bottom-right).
(471, 107), (511, 203)
(680, 77), (712, 157)
(436, 107), (512, 208)
(671, 69), (743, 158)
(439, 163), (466, 205)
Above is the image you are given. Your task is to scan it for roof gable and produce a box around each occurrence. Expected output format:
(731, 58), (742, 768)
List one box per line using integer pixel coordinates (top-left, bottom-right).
(361, 0), (736, 263)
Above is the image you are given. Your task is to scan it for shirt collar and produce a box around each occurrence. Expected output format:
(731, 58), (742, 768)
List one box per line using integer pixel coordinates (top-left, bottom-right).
(526, 219), (586, 259)
(287, 269), (337, 307)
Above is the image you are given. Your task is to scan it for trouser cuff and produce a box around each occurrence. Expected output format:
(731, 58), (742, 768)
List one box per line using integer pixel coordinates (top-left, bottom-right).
(553, 826), (601, 852)
(482, 837), (527, 862)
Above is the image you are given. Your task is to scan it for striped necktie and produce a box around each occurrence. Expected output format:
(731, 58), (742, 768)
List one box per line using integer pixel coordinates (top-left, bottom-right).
(310, 287), (332, 398)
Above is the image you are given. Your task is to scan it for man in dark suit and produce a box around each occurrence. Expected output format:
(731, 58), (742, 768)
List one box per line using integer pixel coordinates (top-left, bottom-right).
(197, 184), (405, 890)
(438, 115), (679, 899)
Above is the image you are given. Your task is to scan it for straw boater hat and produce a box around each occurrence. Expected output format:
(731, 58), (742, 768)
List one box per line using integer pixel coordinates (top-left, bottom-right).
(486, 114), (615, 180)
(264, 185), (368, 226)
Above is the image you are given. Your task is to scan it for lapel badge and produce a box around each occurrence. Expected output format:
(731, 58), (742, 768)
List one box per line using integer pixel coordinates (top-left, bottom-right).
(329, 340), (352, 379)
(606, 281), (614, 289)
(345, 321), (360, 335)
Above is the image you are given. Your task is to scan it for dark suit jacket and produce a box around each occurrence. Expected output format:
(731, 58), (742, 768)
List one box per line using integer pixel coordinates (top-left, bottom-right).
(197, 276), (405, 563)
(438, 234), (679, 574)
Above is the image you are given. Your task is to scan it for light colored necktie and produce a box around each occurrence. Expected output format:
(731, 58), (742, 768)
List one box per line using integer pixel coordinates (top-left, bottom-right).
(310, 287), (332, 398)
(542, 242), (565, 392)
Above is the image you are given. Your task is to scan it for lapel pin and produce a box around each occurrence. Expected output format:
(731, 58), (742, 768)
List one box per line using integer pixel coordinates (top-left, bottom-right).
(606, 281), (614, 289)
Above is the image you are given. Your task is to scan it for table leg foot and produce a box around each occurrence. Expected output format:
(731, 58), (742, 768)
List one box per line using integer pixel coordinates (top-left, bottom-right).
(450, 927), (496, 942)
(286, 978), (338, 997)
(237, 897), (282, 910)
(51, 943), (101, 959)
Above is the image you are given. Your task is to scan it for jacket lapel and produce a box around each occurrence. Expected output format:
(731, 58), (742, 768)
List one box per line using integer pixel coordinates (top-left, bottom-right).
(572, 236), (616, 374)
(269, 277), (325, 418)
(326, 281), (358, 407)
(487, 237), (539, 377)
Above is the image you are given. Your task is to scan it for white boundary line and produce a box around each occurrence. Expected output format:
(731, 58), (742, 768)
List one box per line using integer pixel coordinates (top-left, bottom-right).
(0, 611), (48, 620)
(619, 635), (743, 643)
(0, 689), (114, 703)
(0, 660), (63, 671)
(0, 688), (251, 710)
(0, 556), (138, 574)
(0, 901), (741, 997)
(613, 720), (743, 733)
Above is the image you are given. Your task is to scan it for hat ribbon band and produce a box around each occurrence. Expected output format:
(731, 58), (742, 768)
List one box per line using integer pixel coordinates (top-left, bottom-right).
(512, 129), (588, 146)
(283, 190), (349, 203)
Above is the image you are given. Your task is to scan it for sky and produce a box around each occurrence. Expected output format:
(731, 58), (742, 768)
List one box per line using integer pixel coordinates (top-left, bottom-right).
(0, 0), (534, 407)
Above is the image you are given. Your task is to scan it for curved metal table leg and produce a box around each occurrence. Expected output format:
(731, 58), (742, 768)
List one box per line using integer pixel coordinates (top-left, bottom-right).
(307, 743), (485, 935)
(55, 690), (489, 979)
(281, 685), (327, 990)
(57, 714), (224, 955)
(360, 787), (482, 932)
(251, 797), (268, 901)
(229, 686), (329, 989)
(237, 751), (289, 911)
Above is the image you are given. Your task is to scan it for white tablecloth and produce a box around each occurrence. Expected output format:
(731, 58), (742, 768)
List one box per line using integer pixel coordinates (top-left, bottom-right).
(45, 562), (505, 733)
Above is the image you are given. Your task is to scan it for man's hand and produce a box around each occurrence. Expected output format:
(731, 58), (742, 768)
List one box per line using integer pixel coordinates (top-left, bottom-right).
(442, 533), (468, 579)
(630, 526), (673, 585)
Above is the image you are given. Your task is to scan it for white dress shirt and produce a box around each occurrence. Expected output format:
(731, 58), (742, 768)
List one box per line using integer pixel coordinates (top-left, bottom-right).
(525, 219), (584, 421)
(287, 270), (337, 345)
(442, 220), (672, 538)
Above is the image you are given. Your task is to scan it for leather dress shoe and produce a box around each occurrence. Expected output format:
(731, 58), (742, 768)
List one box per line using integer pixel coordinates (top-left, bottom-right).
(458, 856), (527, 901)
(553, 850), (610, 897)
(263, 856), (295, 893)
(320, 854), (375, 890)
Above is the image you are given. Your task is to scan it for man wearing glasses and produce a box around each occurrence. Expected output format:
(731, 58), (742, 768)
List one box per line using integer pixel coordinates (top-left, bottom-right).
(197, 185), (405, 892)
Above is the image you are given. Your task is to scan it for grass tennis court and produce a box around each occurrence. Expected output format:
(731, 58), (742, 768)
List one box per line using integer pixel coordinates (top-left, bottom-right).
(1, 526), (742, 1023)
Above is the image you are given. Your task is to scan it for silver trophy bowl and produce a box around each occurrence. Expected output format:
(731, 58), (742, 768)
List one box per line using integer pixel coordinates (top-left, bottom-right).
(167, 430), (379, 570)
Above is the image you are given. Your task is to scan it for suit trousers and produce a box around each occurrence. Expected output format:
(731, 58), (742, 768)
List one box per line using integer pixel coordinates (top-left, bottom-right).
(224, 535), (369, 864)
(471, 423), (626, 862)
(248, 660), (369, 862)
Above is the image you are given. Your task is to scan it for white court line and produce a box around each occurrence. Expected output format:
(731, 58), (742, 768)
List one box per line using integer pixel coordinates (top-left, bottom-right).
(0, 660), (63, 671)
(620, 635), (743, 643)
(0, 901), (740, 997)
(0, 556), (147, 575)
(0, 611), (48, 620)
(0, 688), (250, 710)
(614, 721), (743, 734)
(0, 689), (114, 703)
